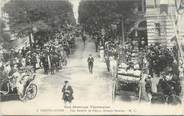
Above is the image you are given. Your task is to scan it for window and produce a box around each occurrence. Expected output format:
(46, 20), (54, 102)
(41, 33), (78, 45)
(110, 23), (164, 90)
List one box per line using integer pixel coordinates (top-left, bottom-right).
(146, 0), (159, 8)
(155, 23), (161, 36)
(146, 0), (154, 8)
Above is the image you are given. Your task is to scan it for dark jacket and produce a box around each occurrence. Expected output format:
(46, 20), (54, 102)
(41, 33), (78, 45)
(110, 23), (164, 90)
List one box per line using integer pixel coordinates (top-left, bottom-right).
(62, 85), (74, 102)
(145, 79), (152, 93)
(87, 57), (94, 64)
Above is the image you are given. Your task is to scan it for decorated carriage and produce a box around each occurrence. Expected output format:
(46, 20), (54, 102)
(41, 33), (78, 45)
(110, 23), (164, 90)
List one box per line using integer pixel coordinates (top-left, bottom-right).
(113, 62), (141, 100)
(0, 66), (38, 101)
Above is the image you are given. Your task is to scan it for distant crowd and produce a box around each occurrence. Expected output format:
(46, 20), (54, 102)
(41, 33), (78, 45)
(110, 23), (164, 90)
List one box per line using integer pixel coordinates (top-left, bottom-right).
(0, 28), (80, 83)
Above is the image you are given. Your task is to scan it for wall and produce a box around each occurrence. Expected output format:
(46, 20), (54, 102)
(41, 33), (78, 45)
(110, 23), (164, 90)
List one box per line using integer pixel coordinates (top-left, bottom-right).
(145, 0), (176, 47)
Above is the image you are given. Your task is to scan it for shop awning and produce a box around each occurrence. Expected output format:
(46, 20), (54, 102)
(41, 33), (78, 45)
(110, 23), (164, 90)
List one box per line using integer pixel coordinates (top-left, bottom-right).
(9, 36), (29, 50)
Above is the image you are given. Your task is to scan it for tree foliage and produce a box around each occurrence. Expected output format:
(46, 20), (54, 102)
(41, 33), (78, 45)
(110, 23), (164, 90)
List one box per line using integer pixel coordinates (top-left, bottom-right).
(2, 0), (75, 39)
(79, 0), (142, 35)
(0, 18), (11, 49)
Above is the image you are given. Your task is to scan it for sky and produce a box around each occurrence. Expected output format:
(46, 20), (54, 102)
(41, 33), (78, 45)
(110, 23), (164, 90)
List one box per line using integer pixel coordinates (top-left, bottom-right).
(0, 0), (10, 17)
(69, 0), (81, 24)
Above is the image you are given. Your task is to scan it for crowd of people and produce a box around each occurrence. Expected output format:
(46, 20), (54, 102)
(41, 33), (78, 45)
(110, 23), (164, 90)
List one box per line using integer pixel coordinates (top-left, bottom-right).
(91, 29), (182, 104)
(0, 28), (79, 85)
(120, 40), (182, 104)
(0, 23), (183, 104)
(92, 33), (119, 77)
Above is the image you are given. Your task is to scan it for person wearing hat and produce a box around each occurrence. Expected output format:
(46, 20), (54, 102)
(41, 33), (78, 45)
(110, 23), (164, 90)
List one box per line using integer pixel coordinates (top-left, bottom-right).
(87, 54), (94, 73)
(104, 54), (110, 72)
(62, 81), (74, 103)
(94, 35), (99, 52)
(82, 34), (86, 47)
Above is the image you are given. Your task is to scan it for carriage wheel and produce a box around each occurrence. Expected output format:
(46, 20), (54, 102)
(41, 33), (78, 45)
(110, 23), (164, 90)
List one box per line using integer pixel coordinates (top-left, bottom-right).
(166, 95), (182, 105)
(25, 83), (37, 100)
(19, 94), (25, 101)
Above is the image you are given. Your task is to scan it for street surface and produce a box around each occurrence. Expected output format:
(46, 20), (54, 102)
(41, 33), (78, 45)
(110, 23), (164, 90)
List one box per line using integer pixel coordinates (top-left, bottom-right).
(1, 37), (183, 115)
(1, 37), (114, 114)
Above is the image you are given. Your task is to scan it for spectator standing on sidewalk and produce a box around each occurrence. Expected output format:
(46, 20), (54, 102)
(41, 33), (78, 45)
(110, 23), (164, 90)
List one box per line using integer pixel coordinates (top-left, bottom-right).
(104, 55), (110, 72)
(87, 54), (94, 73)
(145, 76), (152, 103)
(82, 35), (86, 47)
(99, 46), (104, 61)
(94, 35), (99, 52)
(109, 56), (117, 77)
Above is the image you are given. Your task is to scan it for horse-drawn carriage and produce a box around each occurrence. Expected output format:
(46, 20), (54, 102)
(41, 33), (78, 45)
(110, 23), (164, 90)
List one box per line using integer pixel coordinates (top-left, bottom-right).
(0, 66), (38, 101)
(113, 62), (182, 104)
(112, 62), (141, 100)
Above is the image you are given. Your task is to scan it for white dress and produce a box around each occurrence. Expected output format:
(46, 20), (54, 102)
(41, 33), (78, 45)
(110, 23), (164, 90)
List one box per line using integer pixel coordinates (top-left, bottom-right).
(112, 59), (117, 77)
(5, 64), (11, 74)
(22, 58), (26, 67)
(36, 55), (40, 68)
(151, 77), (160, 93)
(99, 46), (104, 61)
(110, 57), (117, 77)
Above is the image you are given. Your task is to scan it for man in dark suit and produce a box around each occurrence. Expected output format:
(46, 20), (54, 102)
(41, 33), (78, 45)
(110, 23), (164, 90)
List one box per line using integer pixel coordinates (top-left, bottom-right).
(87, 54), (94, 73)
(82, 35), (86, 47)
(62, 81), (74, 103)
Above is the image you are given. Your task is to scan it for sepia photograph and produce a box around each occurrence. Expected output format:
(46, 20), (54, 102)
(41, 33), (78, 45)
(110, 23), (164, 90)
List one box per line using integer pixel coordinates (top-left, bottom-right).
(0, 0), (184, 115)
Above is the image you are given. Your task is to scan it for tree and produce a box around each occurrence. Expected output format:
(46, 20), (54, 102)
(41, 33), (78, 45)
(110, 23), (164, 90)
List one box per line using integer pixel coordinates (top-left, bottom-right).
(0, 18), (11, 49)
(2, 0), (74, 49)
(79, 0), (142, 37)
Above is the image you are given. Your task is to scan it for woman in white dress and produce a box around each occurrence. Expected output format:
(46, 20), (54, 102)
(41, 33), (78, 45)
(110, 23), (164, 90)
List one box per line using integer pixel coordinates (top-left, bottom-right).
(36, 54), (40, 69)
(99, 46), (104, 61)
(22, 58), (26, 67)
(110, 56), (117, 78)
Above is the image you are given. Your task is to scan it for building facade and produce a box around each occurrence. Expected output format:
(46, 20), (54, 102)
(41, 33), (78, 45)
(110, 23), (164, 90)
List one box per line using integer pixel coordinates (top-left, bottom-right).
(145, 0), (177, 47)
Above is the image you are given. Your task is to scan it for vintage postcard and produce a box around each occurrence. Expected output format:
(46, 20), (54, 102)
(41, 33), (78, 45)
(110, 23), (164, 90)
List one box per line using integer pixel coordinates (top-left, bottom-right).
(0, 0), (184, 115)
